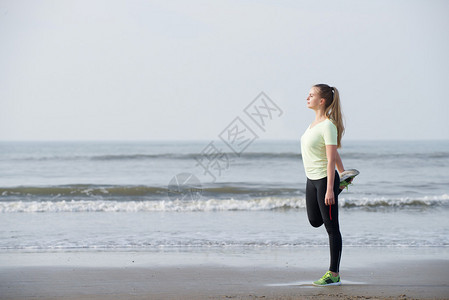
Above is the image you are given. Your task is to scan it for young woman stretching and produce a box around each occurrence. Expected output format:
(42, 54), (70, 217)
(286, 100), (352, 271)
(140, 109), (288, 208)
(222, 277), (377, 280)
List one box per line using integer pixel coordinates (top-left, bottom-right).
(300, 83), (346, 286)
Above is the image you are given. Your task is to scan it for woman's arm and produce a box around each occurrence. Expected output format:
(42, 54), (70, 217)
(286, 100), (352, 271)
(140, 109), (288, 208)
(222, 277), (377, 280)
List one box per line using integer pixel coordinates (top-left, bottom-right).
(335, 150), (345, 174)
(325, 145), (337, 206)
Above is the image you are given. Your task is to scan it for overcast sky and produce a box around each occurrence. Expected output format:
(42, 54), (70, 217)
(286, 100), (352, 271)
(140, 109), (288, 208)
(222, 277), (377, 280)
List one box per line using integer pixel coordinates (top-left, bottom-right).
(1, 0), (448, 141)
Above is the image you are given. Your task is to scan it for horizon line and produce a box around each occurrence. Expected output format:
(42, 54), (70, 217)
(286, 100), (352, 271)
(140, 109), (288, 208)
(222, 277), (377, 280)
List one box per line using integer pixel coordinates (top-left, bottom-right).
(0, 138), (448, 143)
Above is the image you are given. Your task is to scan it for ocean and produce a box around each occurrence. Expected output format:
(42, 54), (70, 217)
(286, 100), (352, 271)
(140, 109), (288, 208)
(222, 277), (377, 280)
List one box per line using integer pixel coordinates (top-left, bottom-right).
(0, 140), (448, 252)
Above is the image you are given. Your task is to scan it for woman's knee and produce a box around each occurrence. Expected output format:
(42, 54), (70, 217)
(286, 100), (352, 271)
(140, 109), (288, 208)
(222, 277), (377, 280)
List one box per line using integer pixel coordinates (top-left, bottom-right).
(309, 218), (323, 228)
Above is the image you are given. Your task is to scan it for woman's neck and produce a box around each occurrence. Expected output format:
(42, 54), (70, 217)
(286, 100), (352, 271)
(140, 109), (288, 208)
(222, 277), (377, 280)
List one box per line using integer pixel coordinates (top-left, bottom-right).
(314, 109), (327, 123)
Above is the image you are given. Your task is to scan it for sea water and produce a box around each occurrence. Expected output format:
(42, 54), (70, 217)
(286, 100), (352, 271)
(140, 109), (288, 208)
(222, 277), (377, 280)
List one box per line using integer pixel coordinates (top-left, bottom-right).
(0, 140), (448, 252)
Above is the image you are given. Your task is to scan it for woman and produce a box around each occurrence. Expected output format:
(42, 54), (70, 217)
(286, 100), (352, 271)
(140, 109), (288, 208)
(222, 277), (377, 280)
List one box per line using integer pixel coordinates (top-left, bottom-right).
(300, 83), (346, 286)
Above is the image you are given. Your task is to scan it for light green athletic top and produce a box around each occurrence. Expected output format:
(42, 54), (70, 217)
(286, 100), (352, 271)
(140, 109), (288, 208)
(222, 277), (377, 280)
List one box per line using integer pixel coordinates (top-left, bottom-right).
(300, 118), (338, 180)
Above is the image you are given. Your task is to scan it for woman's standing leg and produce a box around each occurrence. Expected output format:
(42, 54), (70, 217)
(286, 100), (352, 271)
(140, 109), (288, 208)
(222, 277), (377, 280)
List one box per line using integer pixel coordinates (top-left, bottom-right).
(315, 171), (342, 273)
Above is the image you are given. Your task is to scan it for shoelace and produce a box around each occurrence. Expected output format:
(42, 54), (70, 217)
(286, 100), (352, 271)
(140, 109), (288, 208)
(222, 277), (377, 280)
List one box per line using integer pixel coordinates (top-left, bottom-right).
(322, 271), (339, 281)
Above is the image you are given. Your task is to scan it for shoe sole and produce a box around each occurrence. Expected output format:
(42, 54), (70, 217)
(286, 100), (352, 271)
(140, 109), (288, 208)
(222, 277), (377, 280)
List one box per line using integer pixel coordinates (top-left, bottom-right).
(339, 169), (359, 193)
(313, 281), (342, 287)
(340, 169), (359, 182)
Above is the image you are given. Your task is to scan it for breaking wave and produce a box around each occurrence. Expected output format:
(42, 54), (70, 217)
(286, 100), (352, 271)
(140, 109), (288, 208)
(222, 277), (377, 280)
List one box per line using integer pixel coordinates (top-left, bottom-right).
(0, 194), (448, 213)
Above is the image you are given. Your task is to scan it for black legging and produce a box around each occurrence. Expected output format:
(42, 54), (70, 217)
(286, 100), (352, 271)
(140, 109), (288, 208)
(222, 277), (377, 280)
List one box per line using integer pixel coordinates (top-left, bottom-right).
(306, 170), (342, 273)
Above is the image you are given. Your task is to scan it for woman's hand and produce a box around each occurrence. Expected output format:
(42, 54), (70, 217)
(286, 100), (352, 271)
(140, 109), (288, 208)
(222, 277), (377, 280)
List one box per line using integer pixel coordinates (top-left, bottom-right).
(325, 189), (335, 206)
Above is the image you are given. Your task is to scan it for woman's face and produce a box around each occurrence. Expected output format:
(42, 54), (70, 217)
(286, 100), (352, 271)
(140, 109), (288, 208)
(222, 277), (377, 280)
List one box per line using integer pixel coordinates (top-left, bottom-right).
(306, 87), (323, 109)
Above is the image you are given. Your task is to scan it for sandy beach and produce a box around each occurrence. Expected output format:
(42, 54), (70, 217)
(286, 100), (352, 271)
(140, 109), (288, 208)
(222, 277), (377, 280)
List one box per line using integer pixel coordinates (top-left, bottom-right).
(1, 248), (448, 299)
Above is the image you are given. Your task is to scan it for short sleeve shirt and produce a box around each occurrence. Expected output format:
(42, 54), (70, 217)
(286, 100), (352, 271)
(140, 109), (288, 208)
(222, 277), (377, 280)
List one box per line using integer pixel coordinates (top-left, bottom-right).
(300, 119), (338, 180)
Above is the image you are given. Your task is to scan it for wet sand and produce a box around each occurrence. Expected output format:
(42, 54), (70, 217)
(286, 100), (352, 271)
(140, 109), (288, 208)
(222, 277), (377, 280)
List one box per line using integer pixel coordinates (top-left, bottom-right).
(1, 263), (448, 299)
(0, 249), (448, 299)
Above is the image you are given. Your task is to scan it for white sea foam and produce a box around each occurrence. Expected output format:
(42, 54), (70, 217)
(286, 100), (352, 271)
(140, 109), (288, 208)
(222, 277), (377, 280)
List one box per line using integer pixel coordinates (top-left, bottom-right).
(0, 197), (307, 213)
(1, 194), (448, 213)
(340, 194), (449, 208)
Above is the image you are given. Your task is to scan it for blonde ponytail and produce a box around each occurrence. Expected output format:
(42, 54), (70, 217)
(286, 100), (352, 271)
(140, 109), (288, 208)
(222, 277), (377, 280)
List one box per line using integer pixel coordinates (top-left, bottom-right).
(326, 87), (344, 148)
(313, 84), (345, 148)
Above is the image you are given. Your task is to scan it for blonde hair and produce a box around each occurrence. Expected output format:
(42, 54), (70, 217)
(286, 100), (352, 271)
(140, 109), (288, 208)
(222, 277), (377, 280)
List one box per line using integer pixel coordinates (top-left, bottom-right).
(313, 84), (345, 148)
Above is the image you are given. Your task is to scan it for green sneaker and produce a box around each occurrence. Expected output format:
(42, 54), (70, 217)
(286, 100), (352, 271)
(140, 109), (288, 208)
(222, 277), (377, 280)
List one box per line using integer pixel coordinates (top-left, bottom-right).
(313, 271), (341, 286)
(339, 169), (359, 191)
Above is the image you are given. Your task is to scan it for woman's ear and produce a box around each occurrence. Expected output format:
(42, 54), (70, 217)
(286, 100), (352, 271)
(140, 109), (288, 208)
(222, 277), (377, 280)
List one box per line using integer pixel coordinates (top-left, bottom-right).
(320, 98), (326, 106)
